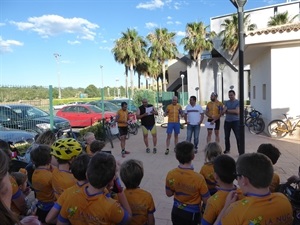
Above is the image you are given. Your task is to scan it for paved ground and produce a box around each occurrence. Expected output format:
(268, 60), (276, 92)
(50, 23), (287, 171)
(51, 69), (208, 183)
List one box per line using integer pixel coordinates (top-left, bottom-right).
(105, 118), (300, 225)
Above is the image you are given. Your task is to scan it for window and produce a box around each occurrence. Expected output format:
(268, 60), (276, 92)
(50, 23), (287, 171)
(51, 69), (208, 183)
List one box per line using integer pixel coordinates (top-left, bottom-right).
(263, 84), (266, 100)
(253, 86), (256, 99)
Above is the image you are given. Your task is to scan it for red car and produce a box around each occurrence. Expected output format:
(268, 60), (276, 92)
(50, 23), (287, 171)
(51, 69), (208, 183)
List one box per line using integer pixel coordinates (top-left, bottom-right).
(56, 104), (116, 127)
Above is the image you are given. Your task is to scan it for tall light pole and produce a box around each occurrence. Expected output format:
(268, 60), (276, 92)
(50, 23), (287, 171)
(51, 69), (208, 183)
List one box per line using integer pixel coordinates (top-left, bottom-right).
(116, 78), (119, 98)
(53, 53), (62, 99)
(230, 0), (247, 154)
(218, 62), (226, 103)
(181, 74), (185, 106)
(100, 65), (104, 119)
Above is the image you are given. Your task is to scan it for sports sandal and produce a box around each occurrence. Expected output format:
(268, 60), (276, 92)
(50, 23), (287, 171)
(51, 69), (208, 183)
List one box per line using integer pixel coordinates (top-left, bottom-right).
(146, 148), (150, 153)
(165, 149), (169, 155)
(153, 148), (157, 154)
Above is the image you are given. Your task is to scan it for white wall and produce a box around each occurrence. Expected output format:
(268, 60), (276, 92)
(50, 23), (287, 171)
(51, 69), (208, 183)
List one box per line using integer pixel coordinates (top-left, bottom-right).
(271, 44), (300, 119)
(250, 49), (272, 122)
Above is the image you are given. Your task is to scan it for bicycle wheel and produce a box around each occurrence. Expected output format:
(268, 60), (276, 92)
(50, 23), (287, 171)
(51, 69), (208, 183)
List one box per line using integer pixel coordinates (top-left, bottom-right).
(248, 118), (265, 134)
(105, 126), (114, 148)
(267, 120), (288, 138)
(245, 117), (251, 128)
(161, 123), (168, 128)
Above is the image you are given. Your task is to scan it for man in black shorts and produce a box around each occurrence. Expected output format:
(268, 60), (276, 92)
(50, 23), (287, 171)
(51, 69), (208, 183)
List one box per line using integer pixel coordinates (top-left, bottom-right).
(136, 98), (158, 154)
(116, 102), (130, 158)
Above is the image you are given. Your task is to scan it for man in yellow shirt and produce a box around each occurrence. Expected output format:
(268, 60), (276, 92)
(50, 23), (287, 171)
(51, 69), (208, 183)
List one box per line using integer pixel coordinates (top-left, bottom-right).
(116, 102), (130, 158)
(205, 92), (223, 143)
(164, 96), (183, 155)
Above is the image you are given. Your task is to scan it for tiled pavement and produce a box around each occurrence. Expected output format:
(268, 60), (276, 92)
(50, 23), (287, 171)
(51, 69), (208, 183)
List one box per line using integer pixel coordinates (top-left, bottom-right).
(105, 118), (300, 225)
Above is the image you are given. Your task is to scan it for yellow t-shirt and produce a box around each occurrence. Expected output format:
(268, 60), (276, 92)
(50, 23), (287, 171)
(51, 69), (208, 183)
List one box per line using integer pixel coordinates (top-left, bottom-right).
(200, 163), (217, 194)
(206, 101), (223, 118)
(52, 167), (76, 199)
(124, 188), (156, 225)
(166, 104), (182, 123)
(32, 168), (56, 203)
(117, 109), (129, 127)
(58, 185), (130, 225)
(220, 193), (293, 225)
(165, 166), (209, 213)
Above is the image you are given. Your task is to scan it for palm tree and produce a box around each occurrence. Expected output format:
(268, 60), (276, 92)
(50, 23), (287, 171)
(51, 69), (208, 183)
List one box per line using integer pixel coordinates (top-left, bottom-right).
(147, 28), (178, 92)
(112, 28), (147, 96)
(219, 14), (257, 54)
(180, 22), (216, 105)
(267, 11), (298, 27)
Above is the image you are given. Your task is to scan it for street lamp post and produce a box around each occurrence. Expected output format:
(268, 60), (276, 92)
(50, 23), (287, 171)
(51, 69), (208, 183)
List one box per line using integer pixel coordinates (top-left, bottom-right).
(53, 53), (62, 99)
(230, 0), (247, 154)
(181, 74), (185, 106)
(218, 63), (226, 103)
(115, 78), (119, 98)
(100, 65), (104, 119)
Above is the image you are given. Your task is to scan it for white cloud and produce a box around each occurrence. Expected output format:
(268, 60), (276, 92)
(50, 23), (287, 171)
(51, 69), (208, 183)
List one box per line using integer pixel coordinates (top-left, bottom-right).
(102, 40), (107, 43)
(136, 0), (164, 10)
(167, 16), (172, 20)
(67, 40), (80, 45)
(176, 31), (185, 36)
(145, 22), (158, 29)
(0, 23), (5, 27)
(167, 21), (173, 25)
(175, 21), (182, 25)
(10, 15), (99, 41)
(0, 36), (23, 53)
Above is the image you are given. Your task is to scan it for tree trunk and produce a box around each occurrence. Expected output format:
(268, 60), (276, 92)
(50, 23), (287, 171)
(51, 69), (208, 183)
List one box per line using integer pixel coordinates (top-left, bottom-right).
(130, 64), (134, 98)
(197, 56), (203, 105)
(162, 63), (166, 92)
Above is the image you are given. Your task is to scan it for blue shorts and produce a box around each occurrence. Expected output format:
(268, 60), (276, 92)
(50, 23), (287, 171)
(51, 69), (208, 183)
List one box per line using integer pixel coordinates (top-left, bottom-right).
(167, 122), (180, 134)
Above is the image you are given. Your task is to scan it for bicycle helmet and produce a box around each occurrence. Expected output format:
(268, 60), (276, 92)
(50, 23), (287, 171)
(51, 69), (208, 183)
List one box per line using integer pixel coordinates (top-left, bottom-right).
(51, 138), (82, 160)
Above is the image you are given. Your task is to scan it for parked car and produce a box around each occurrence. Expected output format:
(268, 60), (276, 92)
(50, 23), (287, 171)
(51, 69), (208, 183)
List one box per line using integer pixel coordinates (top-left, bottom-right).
(0, 125), (35, 145)
(0, 104), (71, 134)
(56, 104), (116, 127)
(53, 101), (87, 110)
(87, 100), (120, 112)
(108, 99), (137, 112)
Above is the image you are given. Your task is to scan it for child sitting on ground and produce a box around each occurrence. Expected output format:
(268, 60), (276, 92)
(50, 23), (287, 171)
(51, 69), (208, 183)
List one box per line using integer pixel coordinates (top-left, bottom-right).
(120, 159), (156, 225)
(46, 153), (90, 224)
(200, 142), (223, 195)
(257, 143), (281, 192)
(30, 144), (56, 223)
(50, 138), (82, 199)
(56, 152), (132, 225)
(201, 154), (240, 225)
(166, 141), (210, 225)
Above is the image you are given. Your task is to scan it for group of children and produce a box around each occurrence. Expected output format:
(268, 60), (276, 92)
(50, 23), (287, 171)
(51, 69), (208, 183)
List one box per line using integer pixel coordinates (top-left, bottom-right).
(0, 129), (297, 225)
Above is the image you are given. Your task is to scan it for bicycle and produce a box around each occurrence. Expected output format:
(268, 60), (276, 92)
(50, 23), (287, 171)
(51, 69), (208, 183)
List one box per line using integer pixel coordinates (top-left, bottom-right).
(267, 114), (300, 138)
(244, 107), (265, 134)
(156, 106), (164, 124)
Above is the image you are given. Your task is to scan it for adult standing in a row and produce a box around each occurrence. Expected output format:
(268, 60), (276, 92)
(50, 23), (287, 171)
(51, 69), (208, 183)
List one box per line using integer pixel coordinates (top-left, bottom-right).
(136, 98), (158, 154)
(164, 96), (183, 155)
(184, 96), (204, 153)
(223, 90), (242, 155)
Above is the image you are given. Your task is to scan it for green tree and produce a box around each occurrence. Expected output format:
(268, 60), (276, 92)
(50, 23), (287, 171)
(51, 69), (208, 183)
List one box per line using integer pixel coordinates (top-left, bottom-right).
(147, 28), (178, 92)
(180, 22), (216, 105)
(267, 11), (298, 27)
(219, 14), (257, 54)
(84, 84), (99, 98)
(112, 28), (147, 97)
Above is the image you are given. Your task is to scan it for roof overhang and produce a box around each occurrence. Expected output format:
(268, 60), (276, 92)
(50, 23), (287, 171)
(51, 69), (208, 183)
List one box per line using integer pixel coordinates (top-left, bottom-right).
(232, 23), (300, 65)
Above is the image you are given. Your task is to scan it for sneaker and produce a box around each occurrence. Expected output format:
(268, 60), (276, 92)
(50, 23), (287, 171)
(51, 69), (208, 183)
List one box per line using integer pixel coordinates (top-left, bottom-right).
(223, 150), (230, 154)
(194, 149), (198, 154)
(121, 150), (126, 158)
(165, 149), (169, 155)
(146, 148), (150, 153)
(153, 148), (157, 154)
(124, 150), (130, 154)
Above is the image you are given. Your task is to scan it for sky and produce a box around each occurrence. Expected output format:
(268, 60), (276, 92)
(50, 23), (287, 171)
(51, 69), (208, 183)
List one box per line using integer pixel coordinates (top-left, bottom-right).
(0, 0), (285, 90)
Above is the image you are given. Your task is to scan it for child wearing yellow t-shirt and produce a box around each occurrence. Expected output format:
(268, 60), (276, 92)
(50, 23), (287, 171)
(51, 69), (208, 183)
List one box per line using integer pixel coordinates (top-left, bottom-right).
(166, 141), (210, 225)
(200, 142), (222, 195)
(120, 159), (156, 225)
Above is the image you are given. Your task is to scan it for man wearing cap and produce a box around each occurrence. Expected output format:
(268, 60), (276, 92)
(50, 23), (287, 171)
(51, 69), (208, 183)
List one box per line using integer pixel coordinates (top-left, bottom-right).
(205, 92), (223, 143)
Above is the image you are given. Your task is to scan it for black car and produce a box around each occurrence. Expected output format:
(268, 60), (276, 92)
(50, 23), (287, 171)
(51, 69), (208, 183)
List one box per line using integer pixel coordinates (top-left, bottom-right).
(0, 125), (35, 145)
(0, 104), (71, 134)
